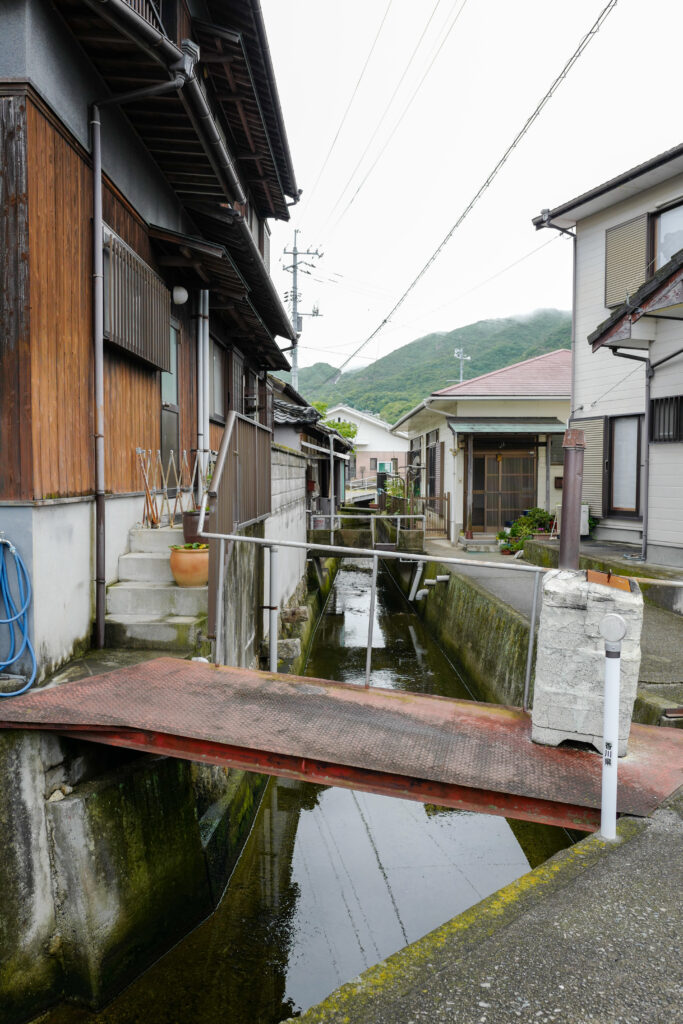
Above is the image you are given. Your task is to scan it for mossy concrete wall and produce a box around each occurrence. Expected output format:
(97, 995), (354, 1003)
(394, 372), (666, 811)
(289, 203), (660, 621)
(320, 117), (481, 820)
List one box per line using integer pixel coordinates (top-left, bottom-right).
(0, 727), (269, 1022)
(385, 560), (532, 707)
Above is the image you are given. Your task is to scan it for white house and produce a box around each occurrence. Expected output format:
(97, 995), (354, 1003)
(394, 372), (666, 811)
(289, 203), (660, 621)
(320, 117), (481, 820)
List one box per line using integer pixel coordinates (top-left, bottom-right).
(392, 351), (571, 542)
(534, 143), (683, 567)
(326, 405), (409, 482)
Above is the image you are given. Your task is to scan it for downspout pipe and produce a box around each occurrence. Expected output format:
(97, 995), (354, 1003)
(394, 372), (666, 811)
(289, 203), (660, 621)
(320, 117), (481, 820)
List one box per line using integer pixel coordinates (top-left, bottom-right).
(91, 72), (191, 648)
(80, 0), (245, 205)
(203, 290), (211, 478)
(197, 292), (205, 479)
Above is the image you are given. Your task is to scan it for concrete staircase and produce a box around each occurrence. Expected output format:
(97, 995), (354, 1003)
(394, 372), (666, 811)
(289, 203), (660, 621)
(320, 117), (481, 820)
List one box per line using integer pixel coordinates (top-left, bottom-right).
(105, 526), (209, 652)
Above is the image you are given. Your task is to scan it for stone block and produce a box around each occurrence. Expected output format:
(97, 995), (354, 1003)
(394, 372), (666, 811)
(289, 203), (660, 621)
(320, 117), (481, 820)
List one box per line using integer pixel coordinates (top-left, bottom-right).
(532, 569), (643, 756)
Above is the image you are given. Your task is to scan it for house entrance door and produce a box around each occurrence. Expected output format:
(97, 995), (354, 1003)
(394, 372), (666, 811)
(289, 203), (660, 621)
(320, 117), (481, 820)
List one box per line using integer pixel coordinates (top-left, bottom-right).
(470, 452), (536, 532)
(160, 321), (180, 495)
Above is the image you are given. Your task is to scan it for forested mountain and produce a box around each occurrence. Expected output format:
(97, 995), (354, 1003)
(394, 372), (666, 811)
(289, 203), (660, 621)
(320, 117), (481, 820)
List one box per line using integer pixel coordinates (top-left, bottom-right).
(277, 309), (571, 423)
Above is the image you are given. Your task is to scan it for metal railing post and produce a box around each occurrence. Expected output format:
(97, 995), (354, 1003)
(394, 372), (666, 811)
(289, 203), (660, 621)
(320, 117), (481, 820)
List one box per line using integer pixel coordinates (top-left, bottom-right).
(523, 571), (541, 712)
(599, 613), (626, 840)
(365, 555), (379, 688)
(269, 544), (279, 674)
(214, 538), (226, 666)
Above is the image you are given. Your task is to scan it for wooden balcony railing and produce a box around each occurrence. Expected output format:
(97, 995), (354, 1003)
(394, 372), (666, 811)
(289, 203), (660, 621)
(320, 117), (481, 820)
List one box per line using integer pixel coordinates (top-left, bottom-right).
(123, 0), (165, 31)
(210, 411), (272, 535)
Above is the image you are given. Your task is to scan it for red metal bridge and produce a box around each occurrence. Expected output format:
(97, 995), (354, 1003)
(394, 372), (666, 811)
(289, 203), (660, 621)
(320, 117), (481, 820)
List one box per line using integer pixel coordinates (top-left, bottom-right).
(1, 658), (681, 832)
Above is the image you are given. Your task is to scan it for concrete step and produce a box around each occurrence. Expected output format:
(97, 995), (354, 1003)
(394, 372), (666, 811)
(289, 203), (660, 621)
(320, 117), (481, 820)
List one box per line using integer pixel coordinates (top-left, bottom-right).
(458, 536), (500, 553)
(107, 581), (208, 617)
(104, 612), (206, 652)
(118, 551), (174, 583)
(129, 526), (184, 554)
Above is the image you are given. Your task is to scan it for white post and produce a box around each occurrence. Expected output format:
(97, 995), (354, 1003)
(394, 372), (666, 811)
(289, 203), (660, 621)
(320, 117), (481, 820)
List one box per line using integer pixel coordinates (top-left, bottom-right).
(365, 554), (379, 688)
(269, 545), (279, 674)
(599, 613), (627, 840)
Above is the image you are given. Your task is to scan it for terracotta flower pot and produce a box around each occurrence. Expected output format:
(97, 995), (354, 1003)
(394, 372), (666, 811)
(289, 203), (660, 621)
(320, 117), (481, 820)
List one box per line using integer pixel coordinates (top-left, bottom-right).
(170, 546), (209, 587)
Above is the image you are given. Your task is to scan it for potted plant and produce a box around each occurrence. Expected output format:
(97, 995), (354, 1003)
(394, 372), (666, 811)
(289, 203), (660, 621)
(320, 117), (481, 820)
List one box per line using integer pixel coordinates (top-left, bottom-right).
(170, 542), (209, 587)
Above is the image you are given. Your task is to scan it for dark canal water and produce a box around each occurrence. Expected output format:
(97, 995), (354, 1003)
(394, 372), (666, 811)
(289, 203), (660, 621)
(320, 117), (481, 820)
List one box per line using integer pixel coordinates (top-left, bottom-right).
(41, 560), (572, 1024)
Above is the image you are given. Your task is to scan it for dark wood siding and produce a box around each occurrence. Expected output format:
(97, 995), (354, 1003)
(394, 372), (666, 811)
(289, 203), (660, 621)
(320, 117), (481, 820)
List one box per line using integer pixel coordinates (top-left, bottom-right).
(0, 93), (32, 500)
(27, 98), (94, 499)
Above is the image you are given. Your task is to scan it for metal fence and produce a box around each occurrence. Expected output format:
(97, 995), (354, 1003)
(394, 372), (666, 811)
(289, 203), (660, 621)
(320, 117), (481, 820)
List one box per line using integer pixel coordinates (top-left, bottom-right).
(387, 493), (451, 537)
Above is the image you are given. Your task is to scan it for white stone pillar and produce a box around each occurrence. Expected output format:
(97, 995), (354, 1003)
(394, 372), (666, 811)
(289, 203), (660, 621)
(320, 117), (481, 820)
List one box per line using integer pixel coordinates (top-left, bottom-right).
(531, 569), (643, 756)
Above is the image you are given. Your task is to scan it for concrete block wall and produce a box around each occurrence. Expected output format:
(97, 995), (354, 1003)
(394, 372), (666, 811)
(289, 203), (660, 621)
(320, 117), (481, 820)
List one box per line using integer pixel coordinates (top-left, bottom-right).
(532, 570), (643, 755)
(264, 446), (308, 638)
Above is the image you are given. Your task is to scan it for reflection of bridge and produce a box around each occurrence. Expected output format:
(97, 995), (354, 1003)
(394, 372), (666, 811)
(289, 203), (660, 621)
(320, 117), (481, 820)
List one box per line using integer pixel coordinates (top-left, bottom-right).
(2, 658), (681, 833)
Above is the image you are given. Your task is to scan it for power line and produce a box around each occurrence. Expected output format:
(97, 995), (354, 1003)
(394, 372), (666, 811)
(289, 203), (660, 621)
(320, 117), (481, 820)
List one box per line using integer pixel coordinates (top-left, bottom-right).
(322, 0), (620, 385)
(297, 236), (560, 367)
(321, 0), (449, 227)
(327, 0), (470, 235)
(298, 0), (395, 226)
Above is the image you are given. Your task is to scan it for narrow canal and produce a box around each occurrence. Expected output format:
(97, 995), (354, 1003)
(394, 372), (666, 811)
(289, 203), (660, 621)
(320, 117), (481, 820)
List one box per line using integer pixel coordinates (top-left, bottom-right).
(42, 560), (573, 1024)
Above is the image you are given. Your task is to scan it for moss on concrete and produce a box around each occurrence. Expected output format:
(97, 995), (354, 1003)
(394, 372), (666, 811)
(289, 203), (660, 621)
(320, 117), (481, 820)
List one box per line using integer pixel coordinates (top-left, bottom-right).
(46, 755), (212, 1008)
(0, 733), (63, 1024)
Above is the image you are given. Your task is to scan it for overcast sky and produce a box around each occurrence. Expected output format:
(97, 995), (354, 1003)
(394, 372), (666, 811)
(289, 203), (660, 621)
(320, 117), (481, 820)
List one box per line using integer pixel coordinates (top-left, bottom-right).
(260, 0), (683, 374)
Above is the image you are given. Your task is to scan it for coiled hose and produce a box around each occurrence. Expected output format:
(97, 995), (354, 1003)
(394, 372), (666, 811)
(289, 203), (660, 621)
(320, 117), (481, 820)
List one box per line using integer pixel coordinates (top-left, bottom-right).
(0, 540), (37, 696)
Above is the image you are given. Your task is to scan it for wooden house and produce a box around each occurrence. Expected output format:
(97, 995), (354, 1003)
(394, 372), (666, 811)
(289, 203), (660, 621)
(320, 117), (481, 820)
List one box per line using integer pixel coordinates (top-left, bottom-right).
(0, 0), (298, 678)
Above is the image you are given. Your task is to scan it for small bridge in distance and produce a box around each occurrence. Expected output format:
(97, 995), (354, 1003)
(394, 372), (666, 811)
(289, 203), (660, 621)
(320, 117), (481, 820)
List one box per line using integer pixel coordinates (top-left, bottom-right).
(1, 658), (681, 833)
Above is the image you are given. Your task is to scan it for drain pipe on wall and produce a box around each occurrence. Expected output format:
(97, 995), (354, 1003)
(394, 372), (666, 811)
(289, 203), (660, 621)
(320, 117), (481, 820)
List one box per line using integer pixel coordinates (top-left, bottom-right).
(197, 289), (210, 481)
(91, 60), (196, 646)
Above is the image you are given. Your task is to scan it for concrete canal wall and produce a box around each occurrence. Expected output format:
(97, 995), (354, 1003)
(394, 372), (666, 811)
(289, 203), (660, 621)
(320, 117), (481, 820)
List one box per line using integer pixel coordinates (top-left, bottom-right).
(1, 534), (339, 1023)
(386, 557), (532, 707)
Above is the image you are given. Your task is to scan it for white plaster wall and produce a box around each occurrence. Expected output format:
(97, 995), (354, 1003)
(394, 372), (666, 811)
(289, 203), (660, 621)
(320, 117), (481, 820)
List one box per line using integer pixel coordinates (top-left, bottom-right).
(264, 446), (307, 636)
(105, 494), (145, 583)
(32, 501), (92, 678)
(327, 407), (409, 455)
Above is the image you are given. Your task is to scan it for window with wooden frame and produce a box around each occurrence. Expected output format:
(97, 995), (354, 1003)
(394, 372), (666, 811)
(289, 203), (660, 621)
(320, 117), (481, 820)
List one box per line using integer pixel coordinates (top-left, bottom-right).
(103, 225), (171, 370)
(209, 338), (225, 421)
(229, 351), (244, 414)
(651, 395), (683, 442)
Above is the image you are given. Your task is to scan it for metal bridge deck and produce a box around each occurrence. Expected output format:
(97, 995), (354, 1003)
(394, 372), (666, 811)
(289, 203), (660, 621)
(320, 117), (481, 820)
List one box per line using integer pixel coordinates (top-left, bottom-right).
(1, 658), (681, 831)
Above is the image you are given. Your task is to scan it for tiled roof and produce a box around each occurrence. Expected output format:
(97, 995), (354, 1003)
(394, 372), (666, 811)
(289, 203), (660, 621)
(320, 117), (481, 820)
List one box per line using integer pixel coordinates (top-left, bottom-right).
(432, 349), (571, 397)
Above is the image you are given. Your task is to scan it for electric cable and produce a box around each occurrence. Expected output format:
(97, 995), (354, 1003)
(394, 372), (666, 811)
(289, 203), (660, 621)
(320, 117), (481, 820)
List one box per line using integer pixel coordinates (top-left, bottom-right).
(327, 0), (469, 235)
(321, 0), (449, 227)
(321, 0), (621, 385)
(298, 0), (395, 225)
(0, 539), (37, 696)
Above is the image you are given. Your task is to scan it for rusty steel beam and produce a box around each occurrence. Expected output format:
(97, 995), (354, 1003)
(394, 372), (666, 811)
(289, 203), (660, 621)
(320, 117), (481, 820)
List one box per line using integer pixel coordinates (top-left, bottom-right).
(57, 727), (601, 832)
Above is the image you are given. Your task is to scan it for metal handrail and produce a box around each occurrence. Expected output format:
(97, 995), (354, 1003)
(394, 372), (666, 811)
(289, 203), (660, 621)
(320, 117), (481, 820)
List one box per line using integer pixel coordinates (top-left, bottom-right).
(197, 499), (544, 705)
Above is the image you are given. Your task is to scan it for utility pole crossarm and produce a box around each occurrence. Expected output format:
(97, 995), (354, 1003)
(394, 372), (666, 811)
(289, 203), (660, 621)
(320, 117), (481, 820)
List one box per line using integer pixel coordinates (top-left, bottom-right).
(282, 229), (323, 391)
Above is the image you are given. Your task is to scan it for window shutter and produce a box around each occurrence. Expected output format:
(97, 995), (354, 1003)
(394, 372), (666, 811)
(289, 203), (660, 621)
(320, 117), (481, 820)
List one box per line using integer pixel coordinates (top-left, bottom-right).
(604, 215), (648, 308)
(571, 416), (605, 516)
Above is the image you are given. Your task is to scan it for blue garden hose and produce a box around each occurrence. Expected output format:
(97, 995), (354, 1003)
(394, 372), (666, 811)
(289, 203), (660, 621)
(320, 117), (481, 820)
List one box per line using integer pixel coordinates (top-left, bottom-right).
(0, 539), (37, 696)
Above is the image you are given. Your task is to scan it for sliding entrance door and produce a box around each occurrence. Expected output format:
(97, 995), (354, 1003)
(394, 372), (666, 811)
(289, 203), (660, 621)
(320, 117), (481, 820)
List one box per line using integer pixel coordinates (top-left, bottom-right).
(470, 452), (536, 532)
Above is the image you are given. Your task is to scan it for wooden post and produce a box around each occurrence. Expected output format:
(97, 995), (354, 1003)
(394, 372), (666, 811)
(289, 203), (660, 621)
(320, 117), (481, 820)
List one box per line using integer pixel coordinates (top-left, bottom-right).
(465, 434), (474, 539)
